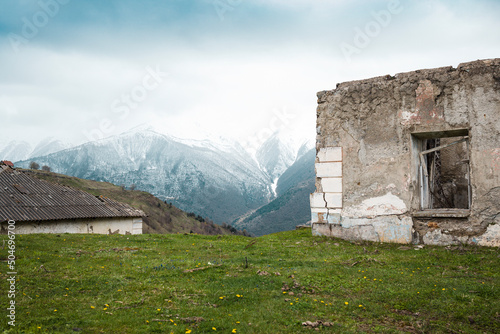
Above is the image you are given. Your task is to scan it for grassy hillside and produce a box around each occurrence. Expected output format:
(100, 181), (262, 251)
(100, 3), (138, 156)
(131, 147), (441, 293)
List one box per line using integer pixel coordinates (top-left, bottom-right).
(22, 169), (245, 236)
(1, 229), (498, 333)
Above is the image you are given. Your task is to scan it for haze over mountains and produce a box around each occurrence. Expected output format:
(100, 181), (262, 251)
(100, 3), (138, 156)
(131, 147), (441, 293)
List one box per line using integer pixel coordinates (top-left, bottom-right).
(9, 126), (315, 235)
(0, 137), (72, 163)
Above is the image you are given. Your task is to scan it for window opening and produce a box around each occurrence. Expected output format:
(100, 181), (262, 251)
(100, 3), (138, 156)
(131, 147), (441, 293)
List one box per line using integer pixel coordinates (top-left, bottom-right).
(414, 130), (470, 211)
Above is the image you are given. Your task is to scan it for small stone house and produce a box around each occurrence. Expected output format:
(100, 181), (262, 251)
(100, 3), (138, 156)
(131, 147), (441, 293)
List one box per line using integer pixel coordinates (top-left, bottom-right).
(0, 163), (144, 235)
(311, 59), (500, 246)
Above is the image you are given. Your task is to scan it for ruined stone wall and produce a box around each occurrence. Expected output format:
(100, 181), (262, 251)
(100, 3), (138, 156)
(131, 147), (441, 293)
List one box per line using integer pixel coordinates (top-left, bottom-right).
(312, 58), (500, 246)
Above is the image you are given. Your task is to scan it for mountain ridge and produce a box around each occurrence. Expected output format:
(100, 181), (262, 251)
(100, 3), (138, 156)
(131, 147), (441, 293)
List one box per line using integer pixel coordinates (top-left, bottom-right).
(12, 127), (315, 235)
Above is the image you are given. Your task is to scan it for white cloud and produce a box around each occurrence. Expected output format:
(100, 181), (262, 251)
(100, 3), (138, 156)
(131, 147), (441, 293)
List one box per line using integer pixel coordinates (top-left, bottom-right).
(0, 0), (499, 148)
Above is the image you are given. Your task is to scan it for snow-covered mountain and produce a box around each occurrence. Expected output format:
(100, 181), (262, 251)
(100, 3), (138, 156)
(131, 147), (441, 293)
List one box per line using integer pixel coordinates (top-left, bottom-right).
(30, 137), (71, 158)
(255, 132), (313, 194)
(0, 140), (32, 162)
(14, 126), (314, 232)
(0, 137), (72, 162)
(15, 128), (274, 223)
(233, 147), (316, 236)
(256, 133), (296, 187)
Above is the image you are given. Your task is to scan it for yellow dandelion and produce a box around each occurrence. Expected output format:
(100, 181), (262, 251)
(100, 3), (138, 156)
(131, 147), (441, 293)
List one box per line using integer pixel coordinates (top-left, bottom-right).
(232, 329), (237, 333)
(283, 291), (287, 294)
(91, 306), (95, 309)
(290, 302), (293, 305)
(103, 308), (107, 311)
(212, 327), (217, 330)
(146, 320), (149, 323)
(442, 288), (445, 291)
(219, 296), (224, 299)
(157, 308), (161, 311)
(54, 309), (57, 312)
(236, 321), (240, 324)
(170, 319), (174, 323)
(186, 330), (192, 334)
(359, 305), (363, 307)
(345, 302), (348, 305)
(118, 289), (122, 291)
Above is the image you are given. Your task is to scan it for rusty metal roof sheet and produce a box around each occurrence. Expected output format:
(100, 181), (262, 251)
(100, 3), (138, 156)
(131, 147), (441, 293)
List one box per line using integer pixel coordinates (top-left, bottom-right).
(0, 166), (144, 223)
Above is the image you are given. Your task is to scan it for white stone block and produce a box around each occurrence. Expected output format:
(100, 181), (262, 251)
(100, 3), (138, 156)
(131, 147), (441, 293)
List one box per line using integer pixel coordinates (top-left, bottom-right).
(315, 162), (342, 178)
(317, 147), (342, 162)
(321, 177), (342, 193)
(328, 209), (341, 215)
(310, 193), (326, 208)
(325, 193), (342, 208)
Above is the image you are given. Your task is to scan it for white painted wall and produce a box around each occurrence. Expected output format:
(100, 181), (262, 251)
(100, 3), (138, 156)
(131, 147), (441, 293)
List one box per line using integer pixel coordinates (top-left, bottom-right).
(1, 217), (143, 235)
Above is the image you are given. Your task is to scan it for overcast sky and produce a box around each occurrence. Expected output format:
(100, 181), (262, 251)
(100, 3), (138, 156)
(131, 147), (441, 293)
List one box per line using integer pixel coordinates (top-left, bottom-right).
(1, 0), (499, 148)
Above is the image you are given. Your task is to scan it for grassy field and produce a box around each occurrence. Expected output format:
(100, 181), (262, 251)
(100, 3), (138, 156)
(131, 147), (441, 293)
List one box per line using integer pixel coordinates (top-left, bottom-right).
(1, 229), (499, 333)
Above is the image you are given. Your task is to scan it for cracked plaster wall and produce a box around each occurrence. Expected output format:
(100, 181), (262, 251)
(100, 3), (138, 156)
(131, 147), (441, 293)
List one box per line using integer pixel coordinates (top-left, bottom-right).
(311, 59), (500, 246)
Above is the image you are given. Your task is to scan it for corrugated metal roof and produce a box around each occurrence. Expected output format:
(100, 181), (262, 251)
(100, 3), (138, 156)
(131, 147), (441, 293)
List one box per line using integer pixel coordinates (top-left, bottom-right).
(0, 166), (144, 223)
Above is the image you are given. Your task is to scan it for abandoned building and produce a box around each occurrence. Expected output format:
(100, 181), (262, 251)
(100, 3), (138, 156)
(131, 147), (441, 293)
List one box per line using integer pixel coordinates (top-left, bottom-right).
(0, 163), (144, 235)
(311, 58), (500, 246)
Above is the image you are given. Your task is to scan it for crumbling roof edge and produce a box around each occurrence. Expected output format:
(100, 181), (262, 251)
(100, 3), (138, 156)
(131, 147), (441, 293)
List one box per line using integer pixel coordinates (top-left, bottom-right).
(317, 58), (500, 100)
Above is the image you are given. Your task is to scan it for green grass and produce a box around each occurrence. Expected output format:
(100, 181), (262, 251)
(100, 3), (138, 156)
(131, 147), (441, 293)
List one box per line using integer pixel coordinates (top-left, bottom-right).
(1, 229), (499, 333)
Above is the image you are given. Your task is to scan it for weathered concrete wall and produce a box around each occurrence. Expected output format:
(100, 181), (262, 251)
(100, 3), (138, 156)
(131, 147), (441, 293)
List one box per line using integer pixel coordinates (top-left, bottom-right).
(311, 58), (500, 246)
(0, 217), (143, 235)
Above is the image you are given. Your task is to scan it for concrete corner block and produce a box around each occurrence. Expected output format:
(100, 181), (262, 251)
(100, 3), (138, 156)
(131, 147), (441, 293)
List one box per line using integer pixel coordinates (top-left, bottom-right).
(312, 222), (343, 238)
(321, 177), (342, 193)
(315, 162), (342, 178)
(310, 193), (326, 208)
(325, 193), (342, 208)
(317, 147), (342, 162)
(327, 212), (341, 225)
(311, 208), (328, 223)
